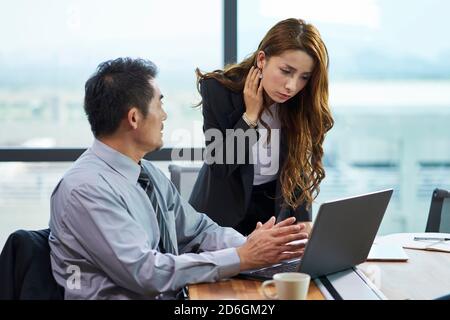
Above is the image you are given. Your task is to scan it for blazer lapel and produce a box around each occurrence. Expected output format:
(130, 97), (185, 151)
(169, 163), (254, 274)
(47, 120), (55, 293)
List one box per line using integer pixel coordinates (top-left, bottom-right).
(227, 91), (254, 210)
(275, 129), (290, 220)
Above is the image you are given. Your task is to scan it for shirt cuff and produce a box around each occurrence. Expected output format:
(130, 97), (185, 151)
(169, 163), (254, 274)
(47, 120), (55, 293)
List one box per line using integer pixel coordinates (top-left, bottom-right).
(214, 247), (241, 279)
(227, 231), (247, 248)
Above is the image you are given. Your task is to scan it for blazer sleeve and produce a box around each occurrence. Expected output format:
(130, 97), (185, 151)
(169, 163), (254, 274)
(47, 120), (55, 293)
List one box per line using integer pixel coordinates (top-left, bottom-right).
(293, 200), (312, 222)
(277, 190), (312, 223)
(200, 78), (259, 178)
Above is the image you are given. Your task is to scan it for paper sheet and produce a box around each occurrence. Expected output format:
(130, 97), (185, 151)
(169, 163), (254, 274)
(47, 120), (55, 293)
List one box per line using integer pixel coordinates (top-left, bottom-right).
(367, 243), (409, 261)
(374, 233), (450, 253)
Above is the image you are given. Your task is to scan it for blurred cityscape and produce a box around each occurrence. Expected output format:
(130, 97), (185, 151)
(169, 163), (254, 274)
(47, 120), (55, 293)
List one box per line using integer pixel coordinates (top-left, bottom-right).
(1, 80), (450, 247)
(1, 0), (450, 247)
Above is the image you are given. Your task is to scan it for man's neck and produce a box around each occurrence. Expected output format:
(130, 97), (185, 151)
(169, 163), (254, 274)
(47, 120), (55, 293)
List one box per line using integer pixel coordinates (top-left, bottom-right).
(98, 135), (145, 164)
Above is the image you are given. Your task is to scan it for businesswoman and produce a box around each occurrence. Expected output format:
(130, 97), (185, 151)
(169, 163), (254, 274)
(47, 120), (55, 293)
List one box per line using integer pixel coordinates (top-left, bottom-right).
(189, 18), (333, 235)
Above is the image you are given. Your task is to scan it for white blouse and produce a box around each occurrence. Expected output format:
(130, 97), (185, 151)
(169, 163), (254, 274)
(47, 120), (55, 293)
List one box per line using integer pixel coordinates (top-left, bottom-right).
(251, 103), (281, 186)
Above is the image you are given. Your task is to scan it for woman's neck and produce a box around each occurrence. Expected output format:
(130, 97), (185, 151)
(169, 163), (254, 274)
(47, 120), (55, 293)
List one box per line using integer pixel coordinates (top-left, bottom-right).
(263, 91), (276, 108)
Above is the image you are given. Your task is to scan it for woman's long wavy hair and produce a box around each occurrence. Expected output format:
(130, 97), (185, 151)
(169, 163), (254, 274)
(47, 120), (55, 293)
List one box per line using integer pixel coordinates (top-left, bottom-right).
(196, 18), (334, 209)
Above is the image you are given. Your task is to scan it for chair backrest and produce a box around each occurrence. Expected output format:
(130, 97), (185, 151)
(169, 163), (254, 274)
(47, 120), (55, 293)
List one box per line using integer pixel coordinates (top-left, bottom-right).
(0, 228), (64, 300)
(435, 292), (450, 300)
(168, 164), (202, 199)
(425, 188), (450, 233)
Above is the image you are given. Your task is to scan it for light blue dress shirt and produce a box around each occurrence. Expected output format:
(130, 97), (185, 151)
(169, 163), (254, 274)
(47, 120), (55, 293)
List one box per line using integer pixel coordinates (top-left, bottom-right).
(49, 139), (246, 299)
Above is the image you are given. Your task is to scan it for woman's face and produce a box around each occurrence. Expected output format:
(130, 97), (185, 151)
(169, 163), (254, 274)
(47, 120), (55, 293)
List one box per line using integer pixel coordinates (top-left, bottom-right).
(257, 49), (315, 104)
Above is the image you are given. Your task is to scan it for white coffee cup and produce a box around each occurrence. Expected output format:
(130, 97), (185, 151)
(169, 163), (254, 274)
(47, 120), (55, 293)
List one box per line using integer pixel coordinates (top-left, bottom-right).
(261, 272), (311, 300)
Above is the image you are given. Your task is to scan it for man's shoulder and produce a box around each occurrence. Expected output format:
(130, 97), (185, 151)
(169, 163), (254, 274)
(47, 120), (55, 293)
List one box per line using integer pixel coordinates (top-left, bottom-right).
(53, 154), (115, 198)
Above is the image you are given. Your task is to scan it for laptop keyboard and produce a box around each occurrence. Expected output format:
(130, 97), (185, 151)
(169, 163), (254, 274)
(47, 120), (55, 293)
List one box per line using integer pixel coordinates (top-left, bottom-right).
(249, 260), (301, 278)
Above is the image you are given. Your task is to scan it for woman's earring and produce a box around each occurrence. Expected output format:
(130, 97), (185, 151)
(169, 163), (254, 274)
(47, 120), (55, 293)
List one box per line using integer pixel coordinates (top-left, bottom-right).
(259, 69), (263, 79)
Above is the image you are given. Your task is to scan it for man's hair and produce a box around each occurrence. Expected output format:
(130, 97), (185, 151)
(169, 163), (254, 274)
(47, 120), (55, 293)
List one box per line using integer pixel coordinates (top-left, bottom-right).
(84, 57), (158, 137)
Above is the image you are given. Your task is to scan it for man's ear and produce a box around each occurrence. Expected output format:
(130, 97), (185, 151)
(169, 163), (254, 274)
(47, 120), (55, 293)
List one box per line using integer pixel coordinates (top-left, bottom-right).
(127, 107), (139, 130)
(256, 50), (266, 69)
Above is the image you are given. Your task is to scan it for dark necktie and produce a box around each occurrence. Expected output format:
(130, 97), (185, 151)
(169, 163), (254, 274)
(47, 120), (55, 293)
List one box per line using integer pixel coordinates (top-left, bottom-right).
(137, 165), (189, 300)
(137, 165), (176, 255)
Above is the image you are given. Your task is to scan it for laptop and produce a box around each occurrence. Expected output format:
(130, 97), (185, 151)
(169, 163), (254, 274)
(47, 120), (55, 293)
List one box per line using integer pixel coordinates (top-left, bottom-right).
(238, 189), (393, 280)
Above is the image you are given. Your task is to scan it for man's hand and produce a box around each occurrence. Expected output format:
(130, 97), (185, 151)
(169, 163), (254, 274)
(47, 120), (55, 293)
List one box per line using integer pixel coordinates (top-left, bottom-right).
(236, 217), (309, 271)
(298, 221), (312, 236)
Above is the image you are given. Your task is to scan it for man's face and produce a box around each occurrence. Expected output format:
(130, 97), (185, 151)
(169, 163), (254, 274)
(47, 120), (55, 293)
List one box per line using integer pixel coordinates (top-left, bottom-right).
(135, 79), (167, 153)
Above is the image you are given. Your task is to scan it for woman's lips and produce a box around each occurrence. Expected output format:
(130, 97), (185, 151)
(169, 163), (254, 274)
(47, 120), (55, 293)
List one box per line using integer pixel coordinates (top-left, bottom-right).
(277, 92), (292, 99)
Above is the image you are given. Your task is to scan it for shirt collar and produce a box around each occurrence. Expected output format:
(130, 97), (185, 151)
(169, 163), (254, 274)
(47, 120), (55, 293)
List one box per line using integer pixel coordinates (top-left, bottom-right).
(90, 139), (141, 183)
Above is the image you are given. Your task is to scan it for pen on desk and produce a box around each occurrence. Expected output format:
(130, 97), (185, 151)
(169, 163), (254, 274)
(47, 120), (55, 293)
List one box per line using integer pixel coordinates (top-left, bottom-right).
(413, 236), (450, 241)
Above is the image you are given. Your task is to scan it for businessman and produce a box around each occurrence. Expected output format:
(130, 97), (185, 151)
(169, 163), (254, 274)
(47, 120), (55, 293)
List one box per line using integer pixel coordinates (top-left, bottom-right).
(49, 57), (308, 299)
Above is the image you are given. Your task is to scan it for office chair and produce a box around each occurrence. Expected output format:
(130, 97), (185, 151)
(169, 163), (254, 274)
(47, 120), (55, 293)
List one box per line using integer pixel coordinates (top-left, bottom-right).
(0, 228), (64, 299)
(435, 293), (450, 300)
(425, 188), (450, 233)
(168, 164), (201, 199)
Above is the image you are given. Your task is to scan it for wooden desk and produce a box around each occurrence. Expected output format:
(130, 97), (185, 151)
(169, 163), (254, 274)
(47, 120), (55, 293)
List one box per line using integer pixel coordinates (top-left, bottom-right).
(189, 249), (450, 300)
(189, 277), (325, 300)
(360, 248), (450, 300)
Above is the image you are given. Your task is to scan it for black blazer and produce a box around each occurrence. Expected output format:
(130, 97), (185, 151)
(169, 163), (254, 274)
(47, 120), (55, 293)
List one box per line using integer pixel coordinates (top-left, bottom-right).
(189, 78), (311, 228)
(0, 229), (64, 300)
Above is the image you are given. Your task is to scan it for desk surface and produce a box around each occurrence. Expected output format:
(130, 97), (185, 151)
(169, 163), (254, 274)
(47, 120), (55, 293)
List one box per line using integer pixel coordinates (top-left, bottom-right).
(189, 277), (325, 300)
(361, 248), (450, 300)
(189, 249), (450, 300)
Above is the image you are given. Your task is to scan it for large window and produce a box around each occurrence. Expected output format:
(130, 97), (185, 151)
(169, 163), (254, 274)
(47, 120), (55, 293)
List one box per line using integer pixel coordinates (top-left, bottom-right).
(0, 162), (71, 247)
(238, 0), (450, 234)
(0, 0), (222, 247)
(0, 0), (222, 148)
(2, 0), (450, 247)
